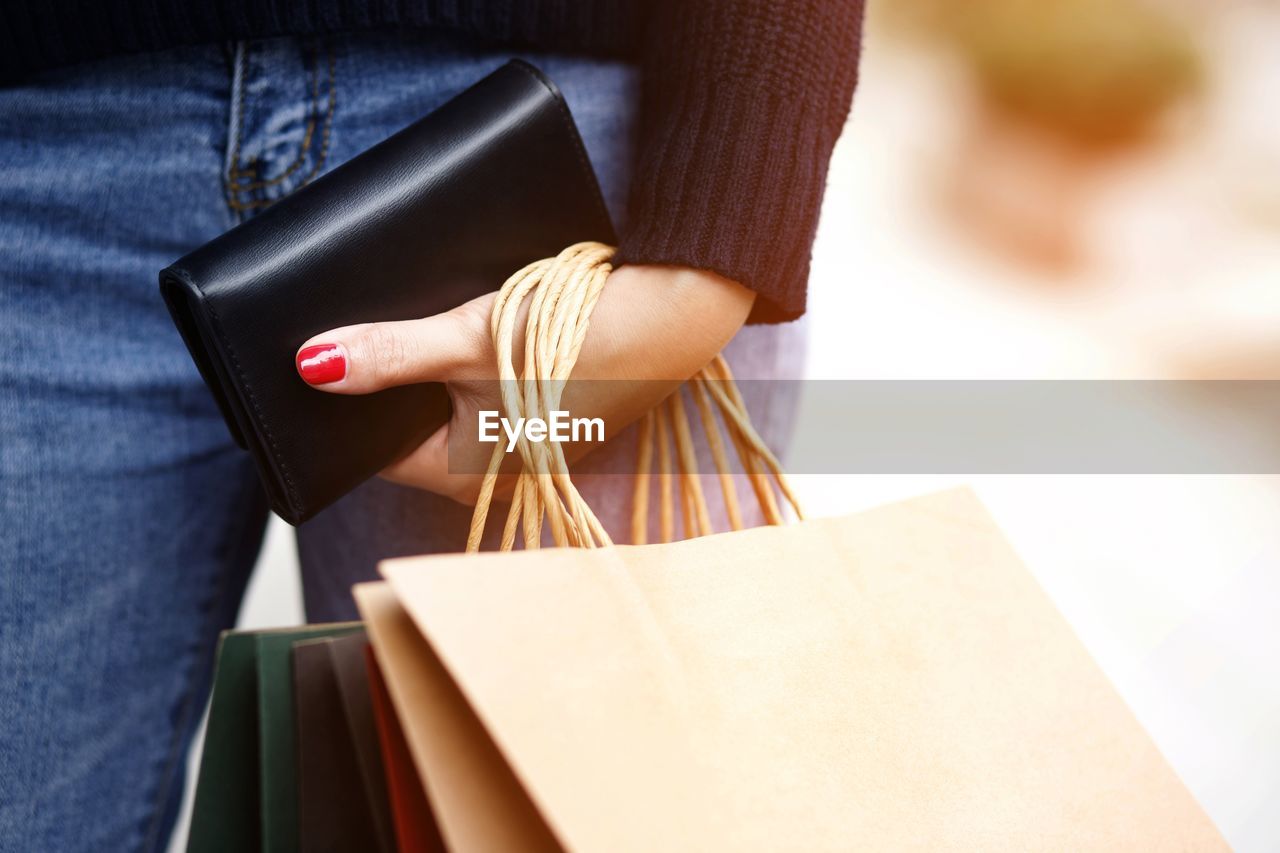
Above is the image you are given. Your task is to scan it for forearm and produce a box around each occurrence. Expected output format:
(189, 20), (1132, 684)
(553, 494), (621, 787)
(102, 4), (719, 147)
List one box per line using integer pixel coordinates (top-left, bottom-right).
(614, 0), (867, 323)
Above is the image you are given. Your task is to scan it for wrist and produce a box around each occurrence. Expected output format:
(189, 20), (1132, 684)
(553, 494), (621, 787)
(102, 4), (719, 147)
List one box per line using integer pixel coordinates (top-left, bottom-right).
(578, 264), (754, 382)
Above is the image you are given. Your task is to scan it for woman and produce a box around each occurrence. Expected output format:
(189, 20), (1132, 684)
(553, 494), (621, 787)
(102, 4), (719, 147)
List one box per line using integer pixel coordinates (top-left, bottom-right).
(0, 2), (863, 849)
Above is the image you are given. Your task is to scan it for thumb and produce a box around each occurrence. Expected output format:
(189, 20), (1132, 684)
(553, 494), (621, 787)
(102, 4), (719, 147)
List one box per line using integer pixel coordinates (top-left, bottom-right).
(295, 309), (483, 395)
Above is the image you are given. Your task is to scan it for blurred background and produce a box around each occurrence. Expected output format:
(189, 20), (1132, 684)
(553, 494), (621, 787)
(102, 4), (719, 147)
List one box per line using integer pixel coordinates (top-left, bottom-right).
(175, 1), (1280, 849)
(799, 1), (1280, 848)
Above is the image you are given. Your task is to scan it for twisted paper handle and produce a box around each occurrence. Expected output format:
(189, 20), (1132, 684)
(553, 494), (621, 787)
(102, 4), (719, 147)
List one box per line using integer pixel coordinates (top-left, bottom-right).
(466, 242), (801, 553)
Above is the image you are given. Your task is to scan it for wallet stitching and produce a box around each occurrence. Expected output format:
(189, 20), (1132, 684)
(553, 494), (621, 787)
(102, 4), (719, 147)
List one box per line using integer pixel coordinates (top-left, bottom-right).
(202, 298), (305, 515)
(511, 61), (615, 238)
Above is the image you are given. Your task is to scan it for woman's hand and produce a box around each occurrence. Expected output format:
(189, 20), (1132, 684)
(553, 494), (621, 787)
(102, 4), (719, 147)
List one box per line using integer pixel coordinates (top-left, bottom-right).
(294, 264), (755, 504)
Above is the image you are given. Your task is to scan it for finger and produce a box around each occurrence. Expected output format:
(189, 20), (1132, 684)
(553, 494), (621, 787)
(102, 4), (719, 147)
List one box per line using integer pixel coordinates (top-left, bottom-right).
(380, 416), (523, 506)
(380, 422), (456, 493)
(379, 422), (506, 506)
(295, 309), (484, 394)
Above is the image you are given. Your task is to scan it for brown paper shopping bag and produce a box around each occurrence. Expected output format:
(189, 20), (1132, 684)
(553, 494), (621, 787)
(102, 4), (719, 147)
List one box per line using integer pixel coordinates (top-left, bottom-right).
(354, 488), (1224, 852)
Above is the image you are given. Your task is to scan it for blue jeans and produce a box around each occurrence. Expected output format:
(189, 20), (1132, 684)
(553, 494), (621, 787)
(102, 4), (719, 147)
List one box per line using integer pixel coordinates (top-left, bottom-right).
(0, 29), (803, 852)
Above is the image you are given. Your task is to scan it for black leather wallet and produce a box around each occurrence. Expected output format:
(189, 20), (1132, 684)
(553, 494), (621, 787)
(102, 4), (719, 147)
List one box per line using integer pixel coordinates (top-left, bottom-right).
(161, 60), (615, 524)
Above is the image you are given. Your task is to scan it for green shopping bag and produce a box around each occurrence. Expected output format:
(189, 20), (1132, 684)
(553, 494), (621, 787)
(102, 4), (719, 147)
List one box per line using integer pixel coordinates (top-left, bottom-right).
(186, 623), (362, 853)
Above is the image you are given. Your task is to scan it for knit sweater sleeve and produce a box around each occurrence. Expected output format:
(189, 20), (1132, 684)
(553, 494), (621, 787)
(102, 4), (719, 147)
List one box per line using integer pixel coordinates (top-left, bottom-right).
(612, 0), (866, 324)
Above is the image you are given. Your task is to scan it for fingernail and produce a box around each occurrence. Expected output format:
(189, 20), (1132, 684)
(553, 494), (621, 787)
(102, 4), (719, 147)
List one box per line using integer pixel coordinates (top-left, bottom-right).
(297, 344), (347, 385)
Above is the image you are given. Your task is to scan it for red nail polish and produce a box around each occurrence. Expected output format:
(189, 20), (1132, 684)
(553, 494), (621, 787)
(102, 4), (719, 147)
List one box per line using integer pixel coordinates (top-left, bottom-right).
(297, 344), (346, 385)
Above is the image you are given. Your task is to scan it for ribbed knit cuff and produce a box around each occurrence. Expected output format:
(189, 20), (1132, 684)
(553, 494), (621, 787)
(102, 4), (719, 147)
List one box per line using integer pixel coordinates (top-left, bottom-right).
(613, 1), (864, 324)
